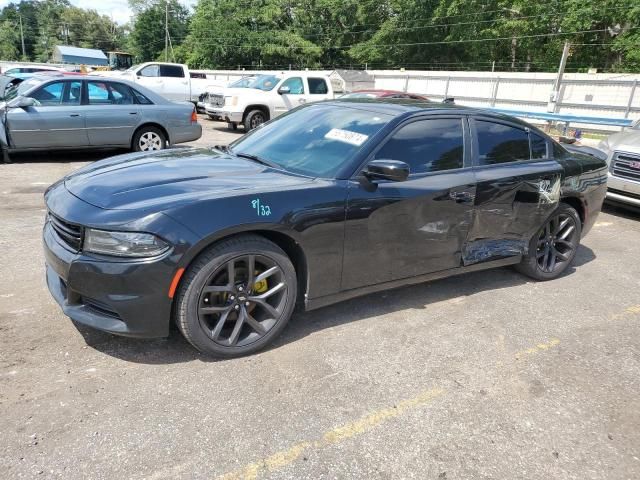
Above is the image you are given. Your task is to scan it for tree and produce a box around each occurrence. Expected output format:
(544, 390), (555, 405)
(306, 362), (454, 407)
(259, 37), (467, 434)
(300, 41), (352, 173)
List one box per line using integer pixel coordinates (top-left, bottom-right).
(129, 0), (190, 62)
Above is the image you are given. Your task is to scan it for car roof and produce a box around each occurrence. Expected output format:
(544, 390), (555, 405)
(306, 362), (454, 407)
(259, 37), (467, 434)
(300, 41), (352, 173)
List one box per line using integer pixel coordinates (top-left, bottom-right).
(326, 98), (536, 128)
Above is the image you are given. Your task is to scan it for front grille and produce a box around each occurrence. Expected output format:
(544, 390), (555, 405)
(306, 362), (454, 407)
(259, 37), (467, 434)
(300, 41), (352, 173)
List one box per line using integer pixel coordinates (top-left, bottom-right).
(208, 94), (224, 107)
(49, 213), (83, 251)
(611, 151), (640, 183)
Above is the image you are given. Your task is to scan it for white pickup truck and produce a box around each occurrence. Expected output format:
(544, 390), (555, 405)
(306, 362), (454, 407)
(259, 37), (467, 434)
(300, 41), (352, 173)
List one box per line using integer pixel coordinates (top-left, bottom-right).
(205, 72), (336, 131)
(95, 62), (223, 103)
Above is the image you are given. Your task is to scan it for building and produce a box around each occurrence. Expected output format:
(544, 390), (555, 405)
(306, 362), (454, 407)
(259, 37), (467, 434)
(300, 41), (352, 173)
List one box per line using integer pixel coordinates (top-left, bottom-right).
(51, 45), (108, 66)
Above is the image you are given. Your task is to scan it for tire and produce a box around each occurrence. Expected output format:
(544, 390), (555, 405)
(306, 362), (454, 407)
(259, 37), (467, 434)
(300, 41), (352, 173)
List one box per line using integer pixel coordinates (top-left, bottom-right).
(175, 235), (297, 357)
(515, 203), (582, 281)
(132, 126), (167, 152)
(244, 109), (266, 131)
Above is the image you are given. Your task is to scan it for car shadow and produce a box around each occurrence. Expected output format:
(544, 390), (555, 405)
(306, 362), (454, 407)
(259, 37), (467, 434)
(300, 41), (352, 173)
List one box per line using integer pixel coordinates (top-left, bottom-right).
(78, 244), (596, 365)
(602, 203), (640, 220)
(6, 149), (127, 164)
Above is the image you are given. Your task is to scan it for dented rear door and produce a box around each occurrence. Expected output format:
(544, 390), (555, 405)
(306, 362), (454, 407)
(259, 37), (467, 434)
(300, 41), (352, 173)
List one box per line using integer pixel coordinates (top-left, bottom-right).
(464, 117), (562, 265)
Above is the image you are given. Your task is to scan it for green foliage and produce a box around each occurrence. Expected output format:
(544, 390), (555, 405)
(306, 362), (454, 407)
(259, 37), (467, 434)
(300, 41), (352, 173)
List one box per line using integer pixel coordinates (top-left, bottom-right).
(0, 0), (638, 72)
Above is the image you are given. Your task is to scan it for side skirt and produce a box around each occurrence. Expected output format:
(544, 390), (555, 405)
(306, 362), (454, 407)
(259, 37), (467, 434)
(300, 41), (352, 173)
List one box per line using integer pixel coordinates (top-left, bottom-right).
(305, 256), (522, 311)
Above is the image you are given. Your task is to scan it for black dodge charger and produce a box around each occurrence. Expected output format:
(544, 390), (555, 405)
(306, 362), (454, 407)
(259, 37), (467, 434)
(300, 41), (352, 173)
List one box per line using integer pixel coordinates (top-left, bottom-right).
(43, 100), (607, 357)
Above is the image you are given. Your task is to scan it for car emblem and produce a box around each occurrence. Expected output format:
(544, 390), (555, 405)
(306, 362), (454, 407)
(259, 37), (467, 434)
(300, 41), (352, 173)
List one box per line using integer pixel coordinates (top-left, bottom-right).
(629, 160), (640, 170)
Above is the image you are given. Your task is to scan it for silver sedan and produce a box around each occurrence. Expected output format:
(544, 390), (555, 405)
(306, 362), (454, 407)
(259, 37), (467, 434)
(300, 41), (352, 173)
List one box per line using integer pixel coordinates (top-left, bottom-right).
(0, 74), (202, 161)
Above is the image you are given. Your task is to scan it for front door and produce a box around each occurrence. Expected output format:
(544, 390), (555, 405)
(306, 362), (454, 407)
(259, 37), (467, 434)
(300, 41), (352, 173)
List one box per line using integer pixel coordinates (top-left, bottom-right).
(8, 80), (88, 149)
(273, 77), (306, 116)
(84, 81), (140, 147)
(342, 116), (476, 290)
(464, 117), (562, 265)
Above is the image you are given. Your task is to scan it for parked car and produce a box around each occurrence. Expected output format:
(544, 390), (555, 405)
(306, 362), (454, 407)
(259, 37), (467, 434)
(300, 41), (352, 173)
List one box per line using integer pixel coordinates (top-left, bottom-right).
(340, 89), (429, 100)
(3, 65), (64, 83)
(206, 72), (335, 131)
(43, 100), (607, 357)
(95, 62), (214, 103)
(199, 75), (256, 117)
(340, 89), (454, 103)
(0, 74), (201, 161)
(597, 120), (640, 208)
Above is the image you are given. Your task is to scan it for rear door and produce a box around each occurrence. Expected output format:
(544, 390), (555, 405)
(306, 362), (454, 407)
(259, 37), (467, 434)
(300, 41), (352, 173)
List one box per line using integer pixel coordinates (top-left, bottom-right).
(306, 77), (332, 103)
(159, 64), (189, 101)
(7, 79), (88, 149)
(465, 117), (562, 265)
(342, 115), (476, 289)
(84, 80), (140, 147)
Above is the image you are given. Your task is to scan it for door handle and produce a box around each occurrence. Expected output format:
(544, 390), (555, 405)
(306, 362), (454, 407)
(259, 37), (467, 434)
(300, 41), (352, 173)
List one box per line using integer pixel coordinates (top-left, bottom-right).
(298, 98), (307, 104)
(69, 113), (80, 117)
(129, 112), (138, 115)
(449, 191), (475, 203)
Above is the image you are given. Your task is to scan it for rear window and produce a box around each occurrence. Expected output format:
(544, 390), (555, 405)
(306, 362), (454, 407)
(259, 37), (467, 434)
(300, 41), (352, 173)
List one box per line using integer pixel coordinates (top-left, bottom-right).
(230, 104), (391, 178)
(308, 78), (328, 94)
(132, 88), (153, 105)
(160, 65), (185, 78)
(476, 121), (530, 165)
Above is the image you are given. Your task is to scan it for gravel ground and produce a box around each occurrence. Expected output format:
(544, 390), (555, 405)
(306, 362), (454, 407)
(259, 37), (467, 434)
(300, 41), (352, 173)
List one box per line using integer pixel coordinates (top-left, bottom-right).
(0, 116), (639, 480)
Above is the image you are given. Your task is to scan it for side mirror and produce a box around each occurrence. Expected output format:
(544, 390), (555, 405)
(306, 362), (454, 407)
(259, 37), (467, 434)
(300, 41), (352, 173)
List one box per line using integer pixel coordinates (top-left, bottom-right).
(442, 97), (455, 104)
(278, 85), (290, 95)
(362, 159), (410, 182)
(8, 96), (36, 108)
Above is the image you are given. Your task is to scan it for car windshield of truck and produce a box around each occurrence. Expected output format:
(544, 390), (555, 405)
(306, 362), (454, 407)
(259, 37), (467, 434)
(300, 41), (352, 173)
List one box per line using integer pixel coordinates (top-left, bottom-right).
(230, 77), (255, 88)
(229, 104), (392, 178)
(247, 75), (281, 91)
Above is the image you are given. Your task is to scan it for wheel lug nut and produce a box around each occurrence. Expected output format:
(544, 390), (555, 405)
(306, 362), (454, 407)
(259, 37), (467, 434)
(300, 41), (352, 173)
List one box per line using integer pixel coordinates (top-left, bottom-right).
(239, 286), (244, 292)
(234, 305), (239, 310)
(245, 301), (250, 306)
(230, 296), (235, 300)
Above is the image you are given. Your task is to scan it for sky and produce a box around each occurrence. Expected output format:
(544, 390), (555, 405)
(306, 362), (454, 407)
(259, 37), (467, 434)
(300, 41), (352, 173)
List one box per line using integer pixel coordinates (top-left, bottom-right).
(0, 0), (198, 25)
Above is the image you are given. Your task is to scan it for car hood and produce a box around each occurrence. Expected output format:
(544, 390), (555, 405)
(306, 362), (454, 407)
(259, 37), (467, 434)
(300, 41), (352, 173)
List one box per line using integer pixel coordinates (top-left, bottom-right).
(606, 130), (640, 153)
(64, 147), (313, 211)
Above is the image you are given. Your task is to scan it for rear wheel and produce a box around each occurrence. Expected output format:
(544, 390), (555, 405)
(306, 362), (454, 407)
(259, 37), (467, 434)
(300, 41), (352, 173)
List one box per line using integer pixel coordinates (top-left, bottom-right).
(244, 109), (266, 131)
(516, 203), (581, 280)
(175, 235), (297, 357)
(133, 126), (166, 152)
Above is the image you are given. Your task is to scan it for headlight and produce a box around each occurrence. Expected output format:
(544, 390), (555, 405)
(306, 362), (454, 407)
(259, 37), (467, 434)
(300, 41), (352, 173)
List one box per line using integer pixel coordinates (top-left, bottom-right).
(224, 96), (238, 106)
(84, 229), (170, 257)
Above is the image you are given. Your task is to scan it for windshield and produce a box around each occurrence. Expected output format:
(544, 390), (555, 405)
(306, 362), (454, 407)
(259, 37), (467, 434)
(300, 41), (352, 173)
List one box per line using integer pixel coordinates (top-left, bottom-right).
(229, 76), (255, 88)
(229, 104), (391, 178)
(3, 77), (43, 101)
(247, 75), (281, 91)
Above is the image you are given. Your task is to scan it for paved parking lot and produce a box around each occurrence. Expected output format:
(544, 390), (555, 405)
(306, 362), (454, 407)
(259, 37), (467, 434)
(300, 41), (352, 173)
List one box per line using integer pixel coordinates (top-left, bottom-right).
(1, 117), (639, 479)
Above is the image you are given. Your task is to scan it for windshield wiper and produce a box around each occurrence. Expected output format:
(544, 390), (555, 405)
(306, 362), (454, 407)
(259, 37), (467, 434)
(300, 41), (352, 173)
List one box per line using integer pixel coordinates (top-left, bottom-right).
(231, 149), (280, 169)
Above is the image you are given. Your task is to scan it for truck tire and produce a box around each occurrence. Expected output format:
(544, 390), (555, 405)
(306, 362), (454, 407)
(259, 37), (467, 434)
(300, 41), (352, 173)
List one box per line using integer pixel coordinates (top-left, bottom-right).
(244, 109), (266, 131)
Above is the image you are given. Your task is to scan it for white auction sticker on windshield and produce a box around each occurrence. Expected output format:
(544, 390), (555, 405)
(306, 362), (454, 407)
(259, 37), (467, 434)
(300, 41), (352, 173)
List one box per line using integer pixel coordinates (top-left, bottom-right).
(324, 128), (369, 146)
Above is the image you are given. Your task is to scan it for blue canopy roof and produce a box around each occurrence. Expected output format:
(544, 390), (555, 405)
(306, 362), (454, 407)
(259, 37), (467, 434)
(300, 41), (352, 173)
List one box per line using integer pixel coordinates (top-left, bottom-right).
(55, 45), (107, 61)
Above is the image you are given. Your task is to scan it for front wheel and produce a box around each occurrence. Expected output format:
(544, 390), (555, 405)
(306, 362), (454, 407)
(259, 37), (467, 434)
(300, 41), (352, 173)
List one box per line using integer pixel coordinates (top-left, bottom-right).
(244, 109), (266, 131)
(175, 235), (297, 357)
(516, 203), (582, 281)
(133, 126), (166, 152)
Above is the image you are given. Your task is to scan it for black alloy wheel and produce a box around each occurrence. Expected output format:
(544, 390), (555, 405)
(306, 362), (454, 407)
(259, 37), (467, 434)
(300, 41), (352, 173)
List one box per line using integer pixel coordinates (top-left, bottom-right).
(516, 203), (582, 280)
(176, 235), (297, 357)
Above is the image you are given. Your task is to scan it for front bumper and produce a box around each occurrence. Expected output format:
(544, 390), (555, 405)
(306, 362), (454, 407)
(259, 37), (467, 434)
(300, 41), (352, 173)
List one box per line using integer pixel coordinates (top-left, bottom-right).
(43, 220), (175, 338)
(206, 107), (243, 123)
(607, 173), (640, 207)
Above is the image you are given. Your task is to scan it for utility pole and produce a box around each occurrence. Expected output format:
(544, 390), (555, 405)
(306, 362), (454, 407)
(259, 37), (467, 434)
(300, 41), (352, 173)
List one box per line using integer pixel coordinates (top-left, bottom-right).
(19, 15), (25, 59)
(165, 1), (168, 62)
(548, 41), (571, 112)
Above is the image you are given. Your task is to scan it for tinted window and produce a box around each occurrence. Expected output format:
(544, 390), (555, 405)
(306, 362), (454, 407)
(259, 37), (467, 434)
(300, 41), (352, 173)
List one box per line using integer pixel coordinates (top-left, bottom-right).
(139, 64), (159, 77)
(230, 104), (391, 178)
(476, 121), (530, 165)
(531, 133), (548, 159)
(87, 81), (134, 105)
(374, 118), (465, 174)
(280, 77), (304, 94)
(160, 65), (184, 78)
(132, 88), (153, 105)
(32, 81), (81, 106)
(552, 141), (568, 159)
(308, 78), (328, 94)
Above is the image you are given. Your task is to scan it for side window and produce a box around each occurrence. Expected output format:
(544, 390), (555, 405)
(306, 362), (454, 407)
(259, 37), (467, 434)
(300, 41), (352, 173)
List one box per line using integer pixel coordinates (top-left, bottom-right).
(531, 132), (548, 159)
(87, 81), (134, 105)
(139, 64), (159, 77)
(280, 77), (304, 94)
(308, 78), (328, 94)
(160, 65), (185, 78)
(476, 120), (530, 165)
(374, 118), (465, 174)
(132, 88), (153, 105)
(552, 141), (568, 159)
(31, 81), (81, 106)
